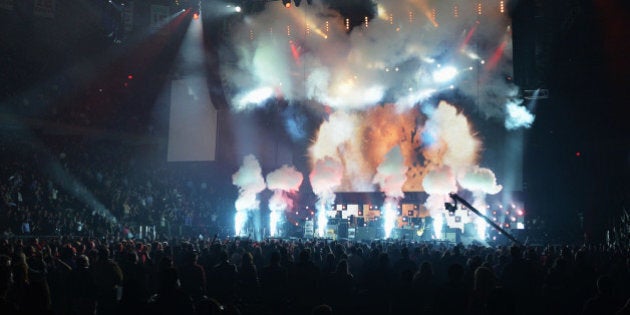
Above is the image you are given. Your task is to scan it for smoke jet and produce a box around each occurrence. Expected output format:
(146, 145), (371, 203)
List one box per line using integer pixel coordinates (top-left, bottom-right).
(309, 156), (344, 237)
(266, 165), (304, 237)
(373, 146), (407, 238)
(232, 154), (267, 237)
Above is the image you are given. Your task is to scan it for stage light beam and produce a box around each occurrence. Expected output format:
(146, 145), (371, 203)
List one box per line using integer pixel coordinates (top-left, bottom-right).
(485, 40), (508, 71)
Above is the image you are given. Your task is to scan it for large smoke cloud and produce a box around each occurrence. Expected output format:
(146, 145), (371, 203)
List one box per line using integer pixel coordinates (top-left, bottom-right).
(221, 0), (533, 127)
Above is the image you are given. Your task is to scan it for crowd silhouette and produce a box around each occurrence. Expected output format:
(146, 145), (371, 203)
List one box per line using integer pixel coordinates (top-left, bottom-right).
(1, 233), (630, 315)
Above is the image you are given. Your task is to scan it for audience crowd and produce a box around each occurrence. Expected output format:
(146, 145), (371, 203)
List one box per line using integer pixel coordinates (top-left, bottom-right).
(1, 234), (629, 315)
(1, 131), (629, 315)
(0, 134), (231, 240)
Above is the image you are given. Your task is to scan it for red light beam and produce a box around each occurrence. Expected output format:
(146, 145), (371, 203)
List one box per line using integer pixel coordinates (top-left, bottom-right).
(290, 41), (301, 66)
(485, 40), (507, 72)
(459, 22), (479, 51)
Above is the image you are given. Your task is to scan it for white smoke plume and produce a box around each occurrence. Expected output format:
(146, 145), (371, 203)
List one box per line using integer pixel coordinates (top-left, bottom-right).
(373, 145), (407, 199)
(471, 190), (490, 239)
(233, 154), (267, 211)
(267, 164), (304, 192)
(232, 154), (267, 235)
(458, 166), (503, 239)
(373, 146), (407, 238)
(505, 100), (535, 129)
(458, 166), (503, 195)
(310, 156), (344, 205)
(309, 156), (344, 236)
(266, 165), (304, 236)
(422, 165), (457, 238)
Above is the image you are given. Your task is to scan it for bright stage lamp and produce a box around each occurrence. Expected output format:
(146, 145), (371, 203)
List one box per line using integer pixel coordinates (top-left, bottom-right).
(433, 66), (458, 83)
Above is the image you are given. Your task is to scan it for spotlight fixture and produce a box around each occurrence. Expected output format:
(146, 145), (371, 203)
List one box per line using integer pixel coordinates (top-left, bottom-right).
(282, 0), (291, 8)
(294, 0), (302, 7)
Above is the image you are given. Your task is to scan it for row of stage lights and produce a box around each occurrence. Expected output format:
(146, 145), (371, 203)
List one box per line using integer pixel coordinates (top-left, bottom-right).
(489, 204), (525, 229)
(244, 8), (510, 43)
(266, 201), (525, 238)
(278, 0), (505, 15)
